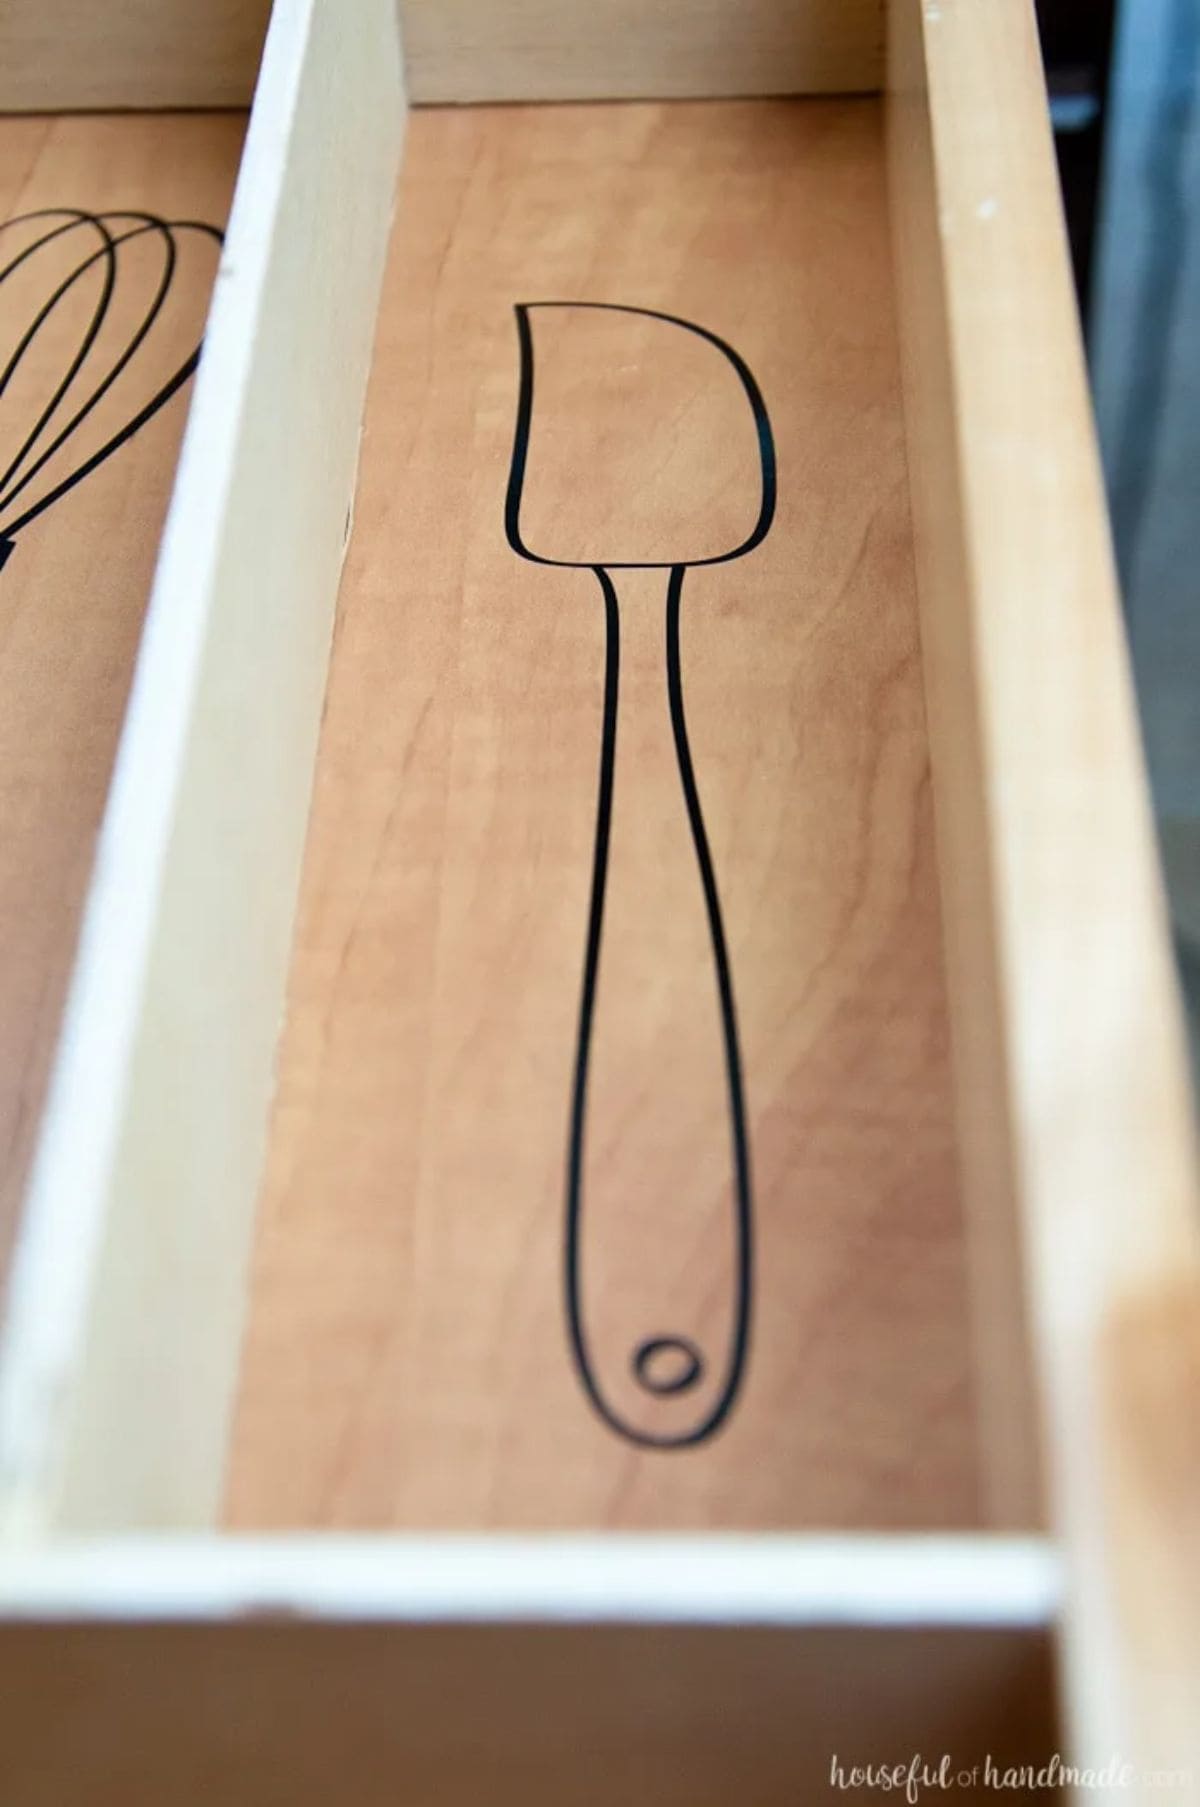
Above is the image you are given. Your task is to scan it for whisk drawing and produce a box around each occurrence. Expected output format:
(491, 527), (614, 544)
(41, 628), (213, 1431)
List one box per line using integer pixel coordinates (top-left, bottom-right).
(1, 208), (222, 572)
(505, 300), (777, 1450)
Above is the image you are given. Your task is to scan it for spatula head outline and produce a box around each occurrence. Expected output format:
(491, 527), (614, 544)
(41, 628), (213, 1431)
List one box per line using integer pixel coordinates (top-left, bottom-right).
(504, 300), (777, 572)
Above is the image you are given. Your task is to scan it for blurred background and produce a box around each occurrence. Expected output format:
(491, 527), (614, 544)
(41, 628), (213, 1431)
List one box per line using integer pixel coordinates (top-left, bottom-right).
(1040, 0), (1200, 1087)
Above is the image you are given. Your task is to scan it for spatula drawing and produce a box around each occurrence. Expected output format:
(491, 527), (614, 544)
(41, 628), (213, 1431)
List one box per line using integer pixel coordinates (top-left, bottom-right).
(505, 301), (777, 1449)
(1, 208), (221, 574)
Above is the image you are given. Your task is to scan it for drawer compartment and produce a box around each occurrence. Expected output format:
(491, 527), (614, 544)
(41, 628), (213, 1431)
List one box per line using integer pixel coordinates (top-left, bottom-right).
(0, 113), (242, 1277)
(0, 1), (1197, 1798)
(226, 94), (1009, 1535)
(0, 0), (404, 1528)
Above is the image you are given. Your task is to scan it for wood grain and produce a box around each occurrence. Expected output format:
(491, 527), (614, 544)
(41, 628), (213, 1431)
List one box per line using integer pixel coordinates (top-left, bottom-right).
(0, 0), (881, 110)
(402, 0), (885, 102)
(0, 114), (242, 1288)
(226, 99), (992, 1531)
(0, 1), (273, 111)
(886, 7), (1043, 1535)
(889, 0), (1200, 1781)
(0, 1613), (1056, 1806)
(0, 1533), (1058, 1807)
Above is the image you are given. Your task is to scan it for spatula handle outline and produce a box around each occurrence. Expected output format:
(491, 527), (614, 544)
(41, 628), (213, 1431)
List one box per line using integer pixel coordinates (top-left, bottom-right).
(562, 563), (754, 1449)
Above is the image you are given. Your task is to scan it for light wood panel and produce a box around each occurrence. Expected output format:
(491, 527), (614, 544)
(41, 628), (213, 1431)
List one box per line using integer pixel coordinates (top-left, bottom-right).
(0, 1599), (1056, 1806)
(226, 98), (995, 1532)
(889, 0), (1200, 1783)
(884, 13), (1042, 1536)
(402, 0), (885, 102)
(0, 0), (883, 111)
(0, 0), (405, 1535)
(0, 114), (243, 1287)
(0, 0), (273, 111)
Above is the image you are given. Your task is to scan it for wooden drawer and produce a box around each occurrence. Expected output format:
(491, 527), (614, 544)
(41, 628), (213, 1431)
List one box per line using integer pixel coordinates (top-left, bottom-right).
(0, 2), (1196, 1800)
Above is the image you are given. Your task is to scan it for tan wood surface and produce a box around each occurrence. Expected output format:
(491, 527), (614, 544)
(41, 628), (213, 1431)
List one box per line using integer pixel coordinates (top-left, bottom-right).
(886, 6), (1043, 1536)
(0, 0), (881, 111)
(402, 0), (884, 102)
(225, 98), (996, 1532)
(0, 113), (242, 1288)
(0, 0), (273, 111)
(889, 0), (1200, 1784)
(0, 1611), (1056, 1806)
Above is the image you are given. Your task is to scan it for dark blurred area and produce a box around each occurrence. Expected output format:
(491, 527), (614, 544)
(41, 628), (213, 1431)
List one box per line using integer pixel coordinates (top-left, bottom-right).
(1039, 0), (1200, 1086)
(1037, 0), (1117, 310)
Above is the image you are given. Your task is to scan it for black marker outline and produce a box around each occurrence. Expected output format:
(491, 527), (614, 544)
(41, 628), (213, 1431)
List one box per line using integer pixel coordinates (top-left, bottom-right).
(632, 1334), (705, 1398)
(1, 208), (223, 562)
(505, 301), (775, 1449)
(506, 300), (775, 570)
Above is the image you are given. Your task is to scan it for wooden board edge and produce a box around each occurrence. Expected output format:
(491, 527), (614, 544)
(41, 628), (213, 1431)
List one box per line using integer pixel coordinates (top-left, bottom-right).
(0, 0), (406, 1534)
(0, 1612), (1058, 1806)
(0, 1533), (1060, 1625)
(0, 1534), (1060, 1805)
(884, 0), (1044, 1535)
(888, 0), (1200, 1782)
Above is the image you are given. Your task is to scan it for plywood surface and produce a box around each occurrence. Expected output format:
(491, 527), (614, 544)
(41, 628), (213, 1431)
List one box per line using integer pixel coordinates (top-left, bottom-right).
(402, 0), (885, 102)
(226, 99), (985, 1531)
(0, 0), (881, 110)
(0, 1614), (1056, 1807)
(886, 6), (1043, 1537)
(0, 1), (272, 111)
(0, 114), (242, 1288)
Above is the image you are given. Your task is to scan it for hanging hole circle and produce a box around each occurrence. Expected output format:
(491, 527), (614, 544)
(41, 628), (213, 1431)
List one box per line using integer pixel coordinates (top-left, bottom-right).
(632, 1335), (704, 1397)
